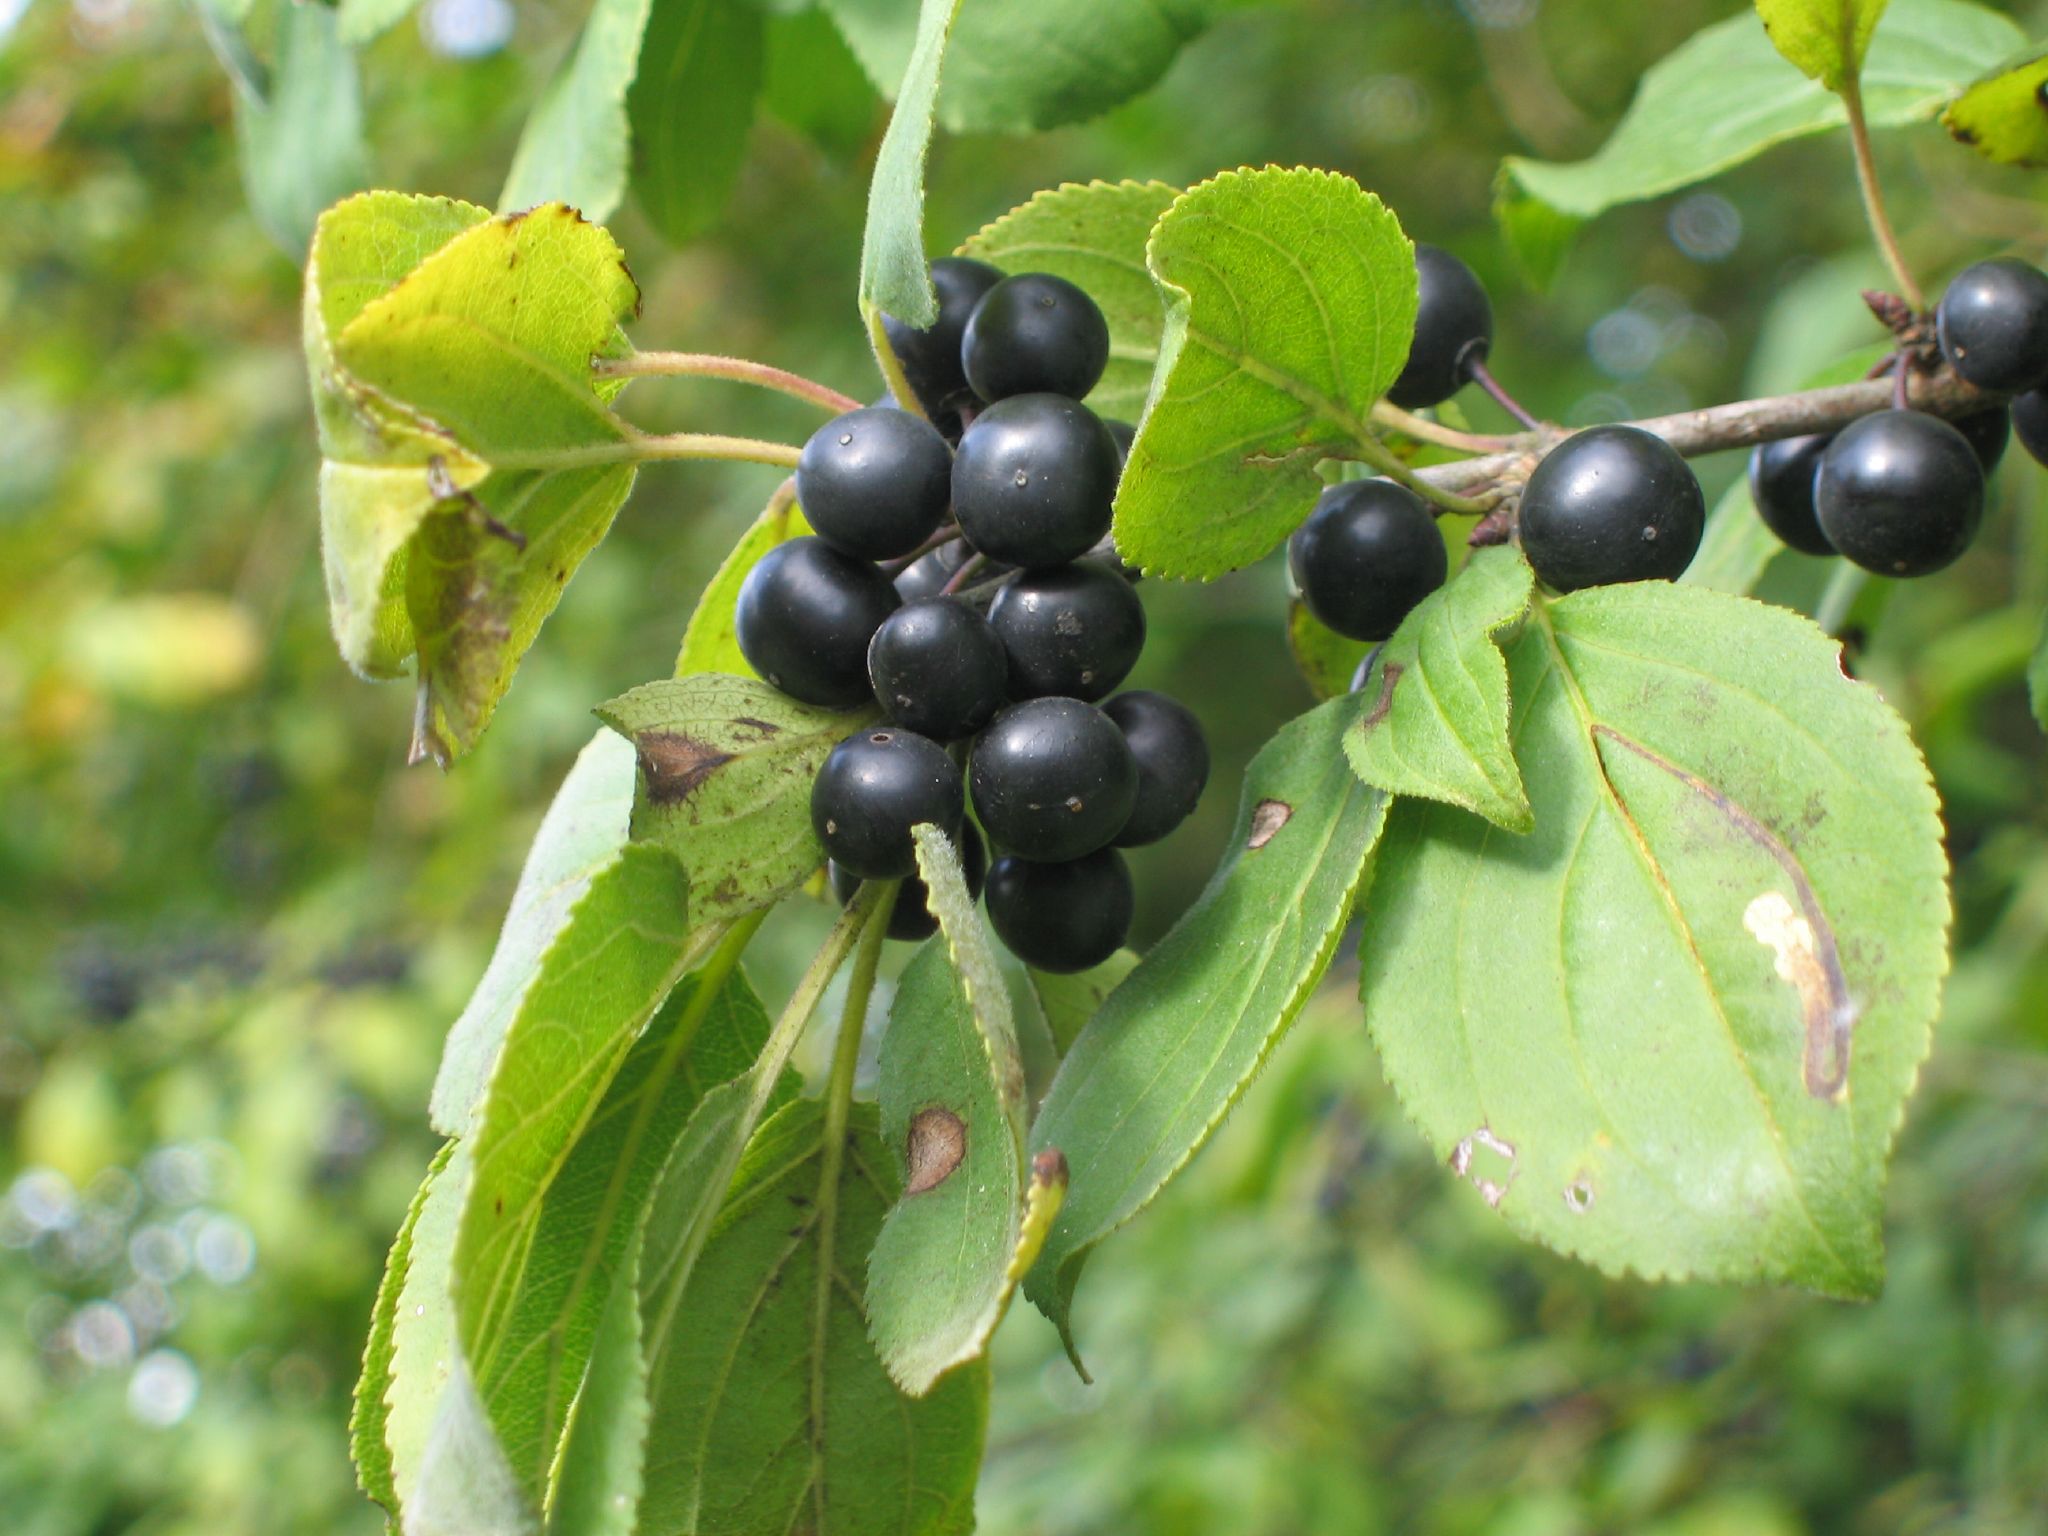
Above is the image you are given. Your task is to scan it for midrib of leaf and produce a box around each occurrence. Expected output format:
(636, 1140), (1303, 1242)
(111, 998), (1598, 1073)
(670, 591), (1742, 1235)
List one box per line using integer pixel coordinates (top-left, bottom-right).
(1525, 601), (1859, 1281)
(473, 916), (754, 1445)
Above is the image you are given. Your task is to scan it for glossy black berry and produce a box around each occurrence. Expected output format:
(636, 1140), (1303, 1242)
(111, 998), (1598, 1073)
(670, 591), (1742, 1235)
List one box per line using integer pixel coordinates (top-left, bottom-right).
(795, 408), (953, 561)
(985, 847), (1134, 973)
(1936, 257), (2048, 393)
(882, 256), (1002, 417)
(1287, 479), (1447, 641)
(1102, 690), (1208, 847)
(2013, 388), (2048, 466)
(987, 560), (1145, 702)
(1518, 425), (1705, 592)
(1814, 409), (1984, 577)
(1388, 244), (1494, 409)
(961, 273), (1111, 403)
(953, 393), (1121, 569)
(830, 824), (987, 943)
(867, 597), (1007, 740)
(1747, 433), (1835, 557)
(969, 697), (1138, 863)
(736, 537), (901, 708)
(1955, 406), (2010, 473)
(810, 727), (963, 881)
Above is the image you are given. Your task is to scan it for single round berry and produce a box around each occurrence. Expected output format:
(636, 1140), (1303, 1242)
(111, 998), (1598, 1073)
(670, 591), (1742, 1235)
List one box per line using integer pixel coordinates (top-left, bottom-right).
(961, 273), (1111, 403)
(1101, 690), (1208, 847)
(953, 393), (1121, 569)
(1814, 409), (1985, 577)
(830, 824), (987, 943)
(987, 560), (1146, 702)
(2013, 388), (2048, 466)
(1747, 433), (1835, 557)
(882, 256), (1002, 417)
(1287, 479), (1447, 641)
(810, 727), (964, 881)
(796, 407), (953, 561)
(868, 597), (1008, 740)
(1955, 406), (2010, 474)
(736, 537), (901, 707)
(969, 697), (1138, 862)
(985, 847), (1134, 973)
(1388, 244), (1494, 409)
(1518, 425), (1706, 592)
(1936, 257), (2048, 393)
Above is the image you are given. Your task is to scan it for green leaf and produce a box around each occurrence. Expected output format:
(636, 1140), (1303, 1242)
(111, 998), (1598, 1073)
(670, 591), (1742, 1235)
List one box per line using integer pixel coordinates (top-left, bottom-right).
(1943, 53), (2048, 166)
(627, 0), (764, 244)
(1360, 585), (1949, 1297)
(227, 0), (370, 253)
(1501, 0), (2023, 226)
(639, 1100), (987, 1535)
(1286, 600), (1372, 703)
(432, 728), (638, 1136)
(337, 0), (422, 45)
(857, 0), (966, 327)
(827, 0), (1239, 134)
(304, 191), (491, 680)
(1755, 0), (1890, 91)
(1345, 546), (1535, 834)
(959, 180), (1179, 420)
(597, 675), (868, 926)
(2030, 609), (2048, 731)
(672, 486), (812, 680)
(388, 1141), (472, 1509)
(1024, 951), (1140, 1055)
(407, 1358), (536, 1536)
(448, 846), (716, 1480)
(468, 959), (772, 1502)
(1113, 168), (1417, 580)
(763, 8), (879, 157)
(501, 0), (658, 221)
(1492, 174), (1584, 291)
(1026, 694), (1391, 1348)
(353, 1141), (456, 1518)
(865, 827), (1030, 1394)
(321, 204), (643, 763)
(542, 1244), (646, 1536)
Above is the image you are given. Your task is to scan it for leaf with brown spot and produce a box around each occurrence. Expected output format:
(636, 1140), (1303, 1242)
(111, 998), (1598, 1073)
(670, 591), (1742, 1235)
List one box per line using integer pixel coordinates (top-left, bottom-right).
(865, 829), (1033, 1396)
(597, 674), (873, 928)
(1361, 583), (1948, 1298)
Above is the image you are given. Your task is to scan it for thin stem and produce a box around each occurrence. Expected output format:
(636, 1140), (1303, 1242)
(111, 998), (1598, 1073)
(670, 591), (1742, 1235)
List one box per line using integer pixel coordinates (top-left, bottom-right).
(941, 551), (989, 595)
(487, 430), (804, 473)
(863, 299), (930, 425)
(1346, 431), (1500, 516)
(1467, 358), (1545, 432)
(596, 351), (864, 415)
(881, 525), (961, 575)
(1840, 72), (1926, 312)
(1369, 400), (1518, 455)
(808, 882), (896, 1487)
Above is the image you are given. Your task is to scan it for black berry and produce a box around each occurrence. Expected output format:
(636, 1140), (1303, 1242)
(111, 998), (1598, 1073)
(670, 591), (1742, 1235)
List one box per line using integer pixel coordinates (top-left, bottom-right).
(893, 538), (1004, 601)
(1747, 434), (1835, 557)
(868, 597), (1008, 740)
(1955, 406), (2010, 473)
(1936, 257), (2048, 393)
(987, 560), (1145, 702)
(962, 272), (1111, 403)
(810, 727), (963, 881)
(736, 537), (901, 708)
(1287, 479), (1447, 641)
(1518, 425), (1705, 592)
(2014, 388), (2048, 466)
(969, 697), (1138, 862)
(985, 847), (1134, 973)
(1102, 691), (1208, 847)
(796, 407), (953, 560)
(1388, 243), (1493, 409)
(882, 256), (1002, 418)
(1814, 409), (1984, 577)
(830, 824), (987, 943)
(953, 393), (1121, 569)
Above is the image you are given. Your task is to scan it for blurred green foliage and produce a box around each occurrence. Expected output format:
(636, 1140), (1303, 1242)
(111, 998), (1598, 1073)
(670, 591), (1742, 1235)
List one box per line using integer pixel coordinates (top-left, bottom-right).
(1, 0), (2044, 1531)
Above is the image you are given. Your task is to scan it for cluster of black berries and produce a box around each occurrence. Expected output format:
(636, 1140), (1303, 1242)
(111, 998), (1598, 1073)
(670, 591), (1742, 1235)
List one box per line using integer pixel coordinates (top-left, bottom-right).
(734, 258), (1209, 973)
(1288, 243), (1710, 639)
(1750, 257), (2048, 577)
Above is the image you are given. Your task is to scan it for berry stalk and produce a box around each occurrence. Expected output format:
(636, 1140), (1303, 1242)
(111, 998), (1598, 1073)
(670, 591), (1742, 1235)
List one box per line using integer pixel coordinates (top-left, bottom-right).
(595, 351), (865, 415)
